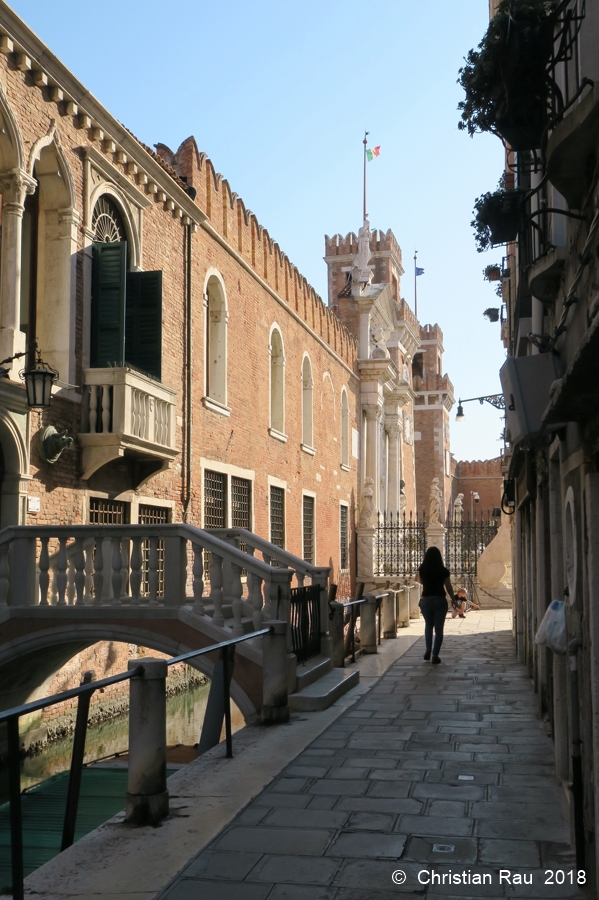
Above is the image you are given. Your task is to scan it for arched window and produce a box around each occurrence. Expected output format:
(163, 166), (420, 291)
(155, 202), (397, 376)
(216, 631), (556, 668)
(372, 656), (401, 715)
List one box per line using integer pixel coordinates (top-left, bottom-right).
(302, 355), (314, 449)
(205, 274), (228, 406)
(341, 388), (349, 467)
(90, 193), (162, 378)
(270, 328), (285, 435)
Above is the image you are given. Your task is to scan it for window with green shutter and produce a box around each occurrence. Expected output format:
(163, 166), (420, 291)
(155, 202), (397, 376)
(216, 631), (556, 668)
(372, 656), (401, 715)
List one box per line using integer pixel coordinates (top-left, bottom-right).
(91, 243), (163, 379)
(91, 241), (127, 369)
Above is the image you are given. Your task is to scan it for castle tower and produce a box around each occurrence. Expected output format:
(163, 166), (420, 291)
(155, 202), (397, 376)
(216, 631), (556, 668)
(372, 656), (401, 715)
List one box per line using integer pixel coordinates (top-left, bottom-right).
(412, 324), (455, 522)
(324, 228), (405, 340)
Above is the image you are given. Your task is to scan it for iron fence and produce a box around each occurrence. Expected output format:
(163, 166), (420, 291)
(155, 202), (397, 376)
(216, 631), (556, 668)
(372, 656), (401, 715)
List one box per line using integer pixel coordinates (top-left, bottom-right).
(375, 511), (427, 578)
(445, 512), (499, 579)
(290, 584), (321, 664)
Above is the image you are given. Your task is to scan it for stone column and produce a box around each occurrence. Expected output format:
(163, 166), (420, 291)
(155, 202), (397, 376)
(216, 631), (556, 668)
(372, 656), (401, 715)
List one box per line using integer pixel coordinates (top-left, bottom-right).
(126, 658), (168, 826)
(360, 594), (378, 653)
(262, 620), (290, 723)
(0, 170), (36, 372)
(385, 417), (401, 515)
(426, 522), (446, 555)
(364, 406), (380, 508)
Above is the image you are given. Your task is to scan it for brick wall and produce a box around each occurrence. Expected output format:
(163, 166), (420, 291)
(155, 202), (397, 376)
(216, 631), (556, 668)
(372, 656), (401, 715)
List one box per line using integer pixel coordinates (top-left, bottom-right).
(451, 458), (503, 516)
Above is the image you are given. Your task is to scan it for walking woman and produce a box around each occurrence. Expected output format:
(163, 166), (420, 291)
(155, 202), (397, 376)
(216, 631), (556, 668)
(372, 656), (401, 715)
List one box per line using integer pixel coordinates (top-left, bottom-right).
(417, 546), (456, 665)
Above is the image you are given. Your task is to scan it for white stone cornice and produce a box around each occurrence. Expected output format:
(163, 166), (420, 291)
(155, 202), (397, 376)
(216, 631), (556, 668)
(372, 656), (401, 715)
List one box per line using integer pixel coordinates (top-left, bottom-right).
(82, 146), (151, 210)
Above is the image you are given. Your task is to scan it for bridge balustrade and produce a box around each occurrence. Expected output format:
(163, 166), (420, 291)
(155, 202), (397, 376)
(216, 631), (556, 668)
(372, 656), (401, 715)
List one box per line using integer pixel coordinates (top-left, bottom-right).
(0, 524), (306, 641)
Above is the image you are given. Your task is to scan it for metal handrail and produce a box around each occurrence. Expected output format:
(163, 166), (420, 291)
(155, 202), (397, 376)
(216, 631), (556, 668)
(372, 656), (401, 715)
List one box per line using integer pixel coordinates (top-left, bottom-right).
(2, 626), (272, 900)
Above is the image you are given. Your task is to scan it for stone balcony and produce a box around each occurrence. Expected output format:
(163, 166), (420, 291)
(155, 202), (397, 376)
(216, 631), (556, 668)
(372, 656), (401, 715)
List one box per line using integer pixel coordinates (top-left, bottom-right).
(79, 367), (178, 485)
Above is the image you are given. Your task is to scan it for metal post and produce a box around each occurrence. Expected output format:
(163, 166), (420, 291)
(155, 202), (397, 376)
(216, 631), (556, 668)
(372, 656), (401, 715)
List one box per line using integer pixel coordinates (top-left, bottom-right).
(61, 671), (94, 851)
(7, 715), (23, 900)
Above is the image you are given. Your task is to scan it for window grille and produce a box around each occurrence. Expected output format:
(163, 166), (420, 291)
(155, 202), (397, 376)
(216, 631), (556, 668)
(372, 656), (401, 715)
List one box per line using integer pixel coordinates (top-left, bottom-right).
(138, 504), (168, 598)
(89, 497), (129, 524)
(204, 470), (227, 528)
(303, 495), (315, 565)
(231, 478), (251, 529)
(270, 486), (285, 549)
(340, 505), (349, 571)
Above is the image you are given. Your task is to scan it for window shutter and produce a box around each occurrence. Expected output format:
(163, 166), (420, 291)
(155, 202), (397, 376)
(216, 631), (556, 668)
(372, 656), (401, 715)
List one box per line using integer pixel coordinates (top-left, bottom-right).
(126, 270), (162, 380)
(91, 242), (127, 368)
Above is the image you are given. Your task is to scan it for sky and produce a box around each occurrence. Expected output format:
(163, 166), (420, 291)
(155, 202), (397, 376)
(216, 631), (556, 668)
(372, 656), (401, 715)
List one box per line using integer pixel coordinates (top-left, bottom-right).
(10, 0), (506, 462)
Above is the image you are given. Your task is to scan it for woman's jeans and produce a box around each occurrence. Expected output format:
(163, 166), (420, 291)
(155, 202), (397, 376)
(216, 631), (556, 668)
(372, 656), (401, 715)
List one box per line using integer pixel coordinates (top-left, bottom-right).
(419, 596), (448, 656)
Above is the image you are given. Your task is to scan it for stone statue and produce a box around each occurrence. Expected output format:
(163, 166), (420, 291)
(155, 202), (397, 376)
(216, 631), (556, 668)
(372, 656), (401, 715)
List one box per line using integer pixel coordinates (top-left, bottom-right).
(40, 426), (73, 464)
(402, 363), (410, 383)
(355, 218), (372, 271)
(359, 477), (375, 527)
(429, 477), (442, 525)
(399, 478), (407, 514)
(371, 323), (389, 359)
(453, 492), (464, 524)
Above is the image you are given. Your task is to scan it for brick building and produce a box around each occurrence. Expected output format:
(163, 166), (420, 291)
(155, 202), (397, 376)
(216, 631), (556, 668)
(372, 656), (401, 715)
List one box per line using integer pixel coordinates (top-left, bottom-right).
(451, 457), (503, 517)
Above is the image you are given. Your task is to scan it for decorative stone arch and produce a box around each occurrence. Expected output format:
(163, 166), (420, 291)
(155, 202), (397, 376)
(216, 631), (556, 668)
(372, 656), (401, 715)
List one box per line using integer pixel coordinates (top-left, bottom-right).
(88, 182), (142, 271)
(0, 406), (29, 528)
(340, 386), (350, 468)
(25, 123), (80, 386)
(0, 79), (24, 172)
(301, 353), (314, 450)
(269, 323), (286, 436)
(204, 268), (229, 409)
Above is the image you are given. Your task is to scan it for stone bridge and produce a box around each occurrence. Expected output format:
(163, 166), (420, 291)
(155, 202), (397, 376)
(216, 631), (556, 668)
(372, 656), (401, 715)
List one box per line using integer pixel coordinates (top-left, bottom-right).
(0, 524), (331, 721)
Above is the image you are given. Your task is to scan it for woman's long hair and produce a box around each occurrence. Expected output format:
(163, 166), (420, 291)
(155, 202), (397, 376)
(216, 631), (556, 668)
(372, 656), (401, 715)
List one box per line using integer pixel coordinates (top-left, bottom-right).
(418, 546), (446, 581)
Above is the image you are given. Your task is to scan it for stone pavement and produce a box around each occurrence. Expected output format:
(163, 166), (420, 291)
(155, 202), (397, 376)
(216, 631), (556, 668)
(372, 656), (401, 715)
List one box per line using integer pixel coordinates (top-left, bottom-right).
(156, 609), (589, 900)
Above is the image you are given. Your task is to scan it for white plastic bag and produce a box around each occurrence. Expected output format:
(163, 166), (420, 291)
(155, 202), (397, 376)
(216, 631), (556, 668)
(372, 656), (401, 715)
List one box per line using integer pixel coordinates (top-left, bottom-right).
(535, 599), (567, 654)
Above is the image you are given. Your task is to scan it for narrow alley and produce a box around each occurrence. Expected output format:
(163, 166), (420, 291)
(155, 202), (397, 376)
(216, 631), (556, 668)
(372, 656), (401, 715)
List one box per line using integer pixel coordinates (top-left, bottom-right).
(158, 610), (586, 900)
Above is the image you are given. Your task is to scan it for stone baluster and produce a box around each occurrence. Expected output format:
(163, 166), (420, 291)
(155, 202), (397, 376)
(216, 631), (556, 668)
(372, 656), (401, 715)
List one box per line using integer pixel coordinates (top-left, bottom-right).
(111, 538), (122, 605)
(262, 552), (271, 567)
(209, 553), (224, 626)
(84, 542), (94, 603)
(89, 386), (98, 433)
(148, 538), (159, 606)
(56, 537), (68, 607)
(93, 537), (104, 605)
(248, 571), (263, 630)
(121, 540), (130, 601)
(66, 554), (76, 605)
(295, 572), (305, 588)
(50, 562), (58, 605)
(102, 384), (111, 433)
(0, 544), (9, 609)
(130, 537), (142, 604)
(230, 562), (244, 637)
(192, 544), (204, 615)
(39, 537), (50, 606)
(74, 537), (85, 606)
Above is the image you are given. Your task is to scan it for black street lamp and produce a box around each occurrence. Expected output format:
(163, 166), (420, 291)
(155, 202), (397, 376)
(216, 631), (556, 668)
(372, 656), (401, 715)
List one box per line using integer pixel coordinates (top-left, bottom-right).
(0, 345), (58, 409)
(456, 393), (505, 422)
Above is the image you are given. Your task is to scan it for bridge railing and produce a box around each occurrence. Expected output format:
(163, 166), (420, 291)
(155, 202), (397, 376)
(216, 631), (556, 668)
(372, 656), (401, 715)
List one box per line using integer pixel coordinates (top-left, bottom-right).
(0, 524), (296, 639)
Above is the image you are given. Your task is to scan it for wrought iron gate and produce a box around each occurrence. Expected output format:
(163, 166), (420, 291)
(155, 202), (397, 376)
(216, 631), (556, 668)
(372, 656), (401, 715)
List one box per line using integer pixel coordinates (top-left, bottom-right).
(445, 512), (499, 578)
(290, 584), (321, 664)
(375, 511), (427, 578)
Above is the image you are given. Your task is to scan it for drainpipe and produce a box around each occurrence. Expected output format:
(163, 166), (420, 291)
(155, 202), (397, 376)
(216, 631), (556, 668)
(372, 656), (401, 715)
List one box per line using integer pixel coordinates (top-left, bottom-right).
(183, 224), (193, 522)
(569, 636), (585, 871)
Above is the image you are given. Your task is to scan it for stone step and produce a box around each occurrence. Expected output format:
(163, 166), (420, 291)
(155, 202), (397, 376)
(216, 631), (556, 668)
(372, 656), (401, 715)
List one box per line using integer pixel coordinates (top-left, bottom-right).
(289, 668), (359, 712)
(295, 655), (332, 692)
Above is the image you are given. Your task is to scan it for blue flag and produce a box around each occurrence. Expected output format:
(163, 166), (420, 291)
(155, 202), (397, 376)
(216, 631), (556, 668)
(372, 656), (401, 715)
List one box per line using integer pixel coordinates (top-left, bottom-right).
(415, 267), (425, 276)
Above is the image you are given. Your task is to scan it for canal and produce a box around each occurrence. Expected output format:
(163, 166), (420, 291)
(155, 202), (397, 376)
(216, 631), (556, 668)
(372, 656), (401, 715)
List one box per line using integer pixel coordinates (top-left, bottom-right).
(0, 679), (244, 805)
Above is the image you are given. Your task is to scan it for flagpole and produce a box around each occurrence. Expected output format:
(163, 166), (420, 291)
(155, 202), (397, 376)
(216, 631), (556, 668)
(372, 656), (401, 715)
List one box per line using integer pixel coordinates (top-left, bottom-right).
(363, 130), (369, 221)
(414, 250), (418, 319)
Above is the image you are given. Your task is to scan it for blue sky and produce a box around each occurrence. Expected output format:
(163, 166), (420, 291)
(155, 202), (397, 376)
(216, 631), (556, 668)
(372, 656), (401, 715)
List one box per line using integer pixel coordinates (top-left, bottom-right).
(11, 0), (506, 462)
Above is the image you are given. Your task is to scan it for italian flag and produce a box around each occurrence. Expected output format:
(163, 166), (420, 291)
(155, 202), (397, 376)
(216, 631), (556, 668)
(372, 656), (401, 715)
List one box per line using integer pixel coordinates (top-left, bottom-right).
(366, 146), (381, 162)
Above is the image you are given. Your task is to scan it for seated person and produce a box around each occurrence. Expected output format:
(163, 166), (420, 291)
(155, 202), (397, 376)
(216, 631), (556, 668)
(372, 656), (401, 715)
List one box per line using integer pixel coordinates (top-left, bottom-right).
(451, 588), (480, 618)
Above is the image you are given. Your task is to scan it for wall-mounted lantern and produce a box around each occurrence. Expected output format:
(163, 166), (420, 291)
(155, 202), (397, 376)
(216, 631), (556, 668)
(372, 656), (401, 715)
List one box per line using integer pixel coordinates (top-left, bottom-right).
(0, 344), (58, 409)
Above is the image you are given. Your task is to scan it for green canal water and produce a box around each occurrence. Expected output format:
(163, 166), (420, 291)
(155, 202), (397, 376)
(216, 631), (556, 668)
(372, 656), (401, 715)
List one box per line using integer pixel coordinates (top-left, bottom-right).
(0, 681), (244, 889)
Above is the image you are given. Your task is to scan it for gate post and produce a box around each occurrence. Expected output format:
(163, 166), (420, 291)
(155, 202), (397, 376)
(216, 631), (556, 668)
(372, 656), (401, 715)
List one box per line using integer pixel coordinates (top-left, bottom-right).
(397, 588), (410, 628)
(126, 658), (168, 826)
(382, 593), (396, 638)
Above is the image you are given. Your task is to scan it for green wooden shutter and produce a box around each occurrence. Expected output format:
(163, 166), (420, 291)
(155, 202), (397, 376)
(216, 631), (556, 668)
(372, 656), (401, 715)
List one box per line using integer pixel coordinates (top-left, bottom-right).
(91, 242), (127, 368)
(125, 270), (162, 380)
